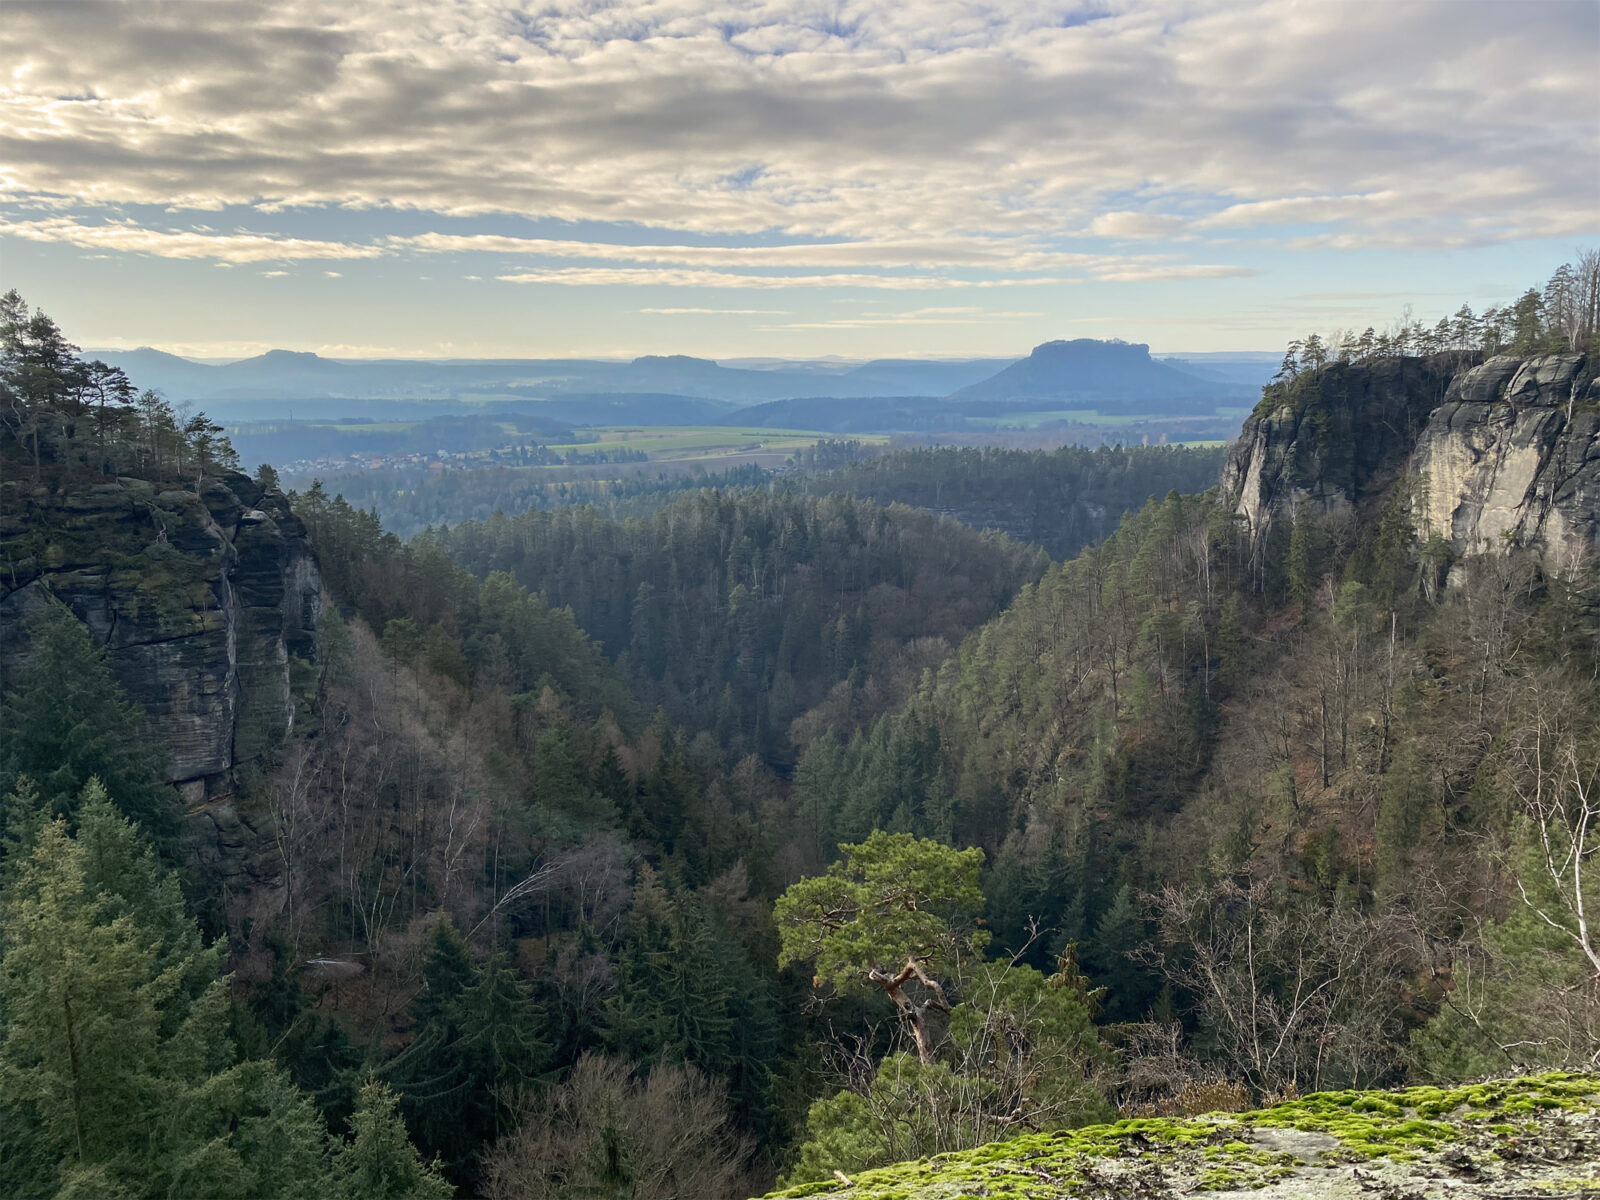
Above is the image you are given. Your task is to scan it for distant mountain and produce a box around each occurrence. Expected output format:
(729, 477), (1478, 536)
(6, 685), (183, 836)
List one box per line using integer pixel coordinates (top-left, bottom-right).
(85, 347), (229, 397)
(87, 349), (615, 407)
(574, 355), (820, 403)
(952, 339), (1248, 410)
(86, 342), (1262, 421)
(521, 393), (733, 426)
(567, 355), (1018, 404)
(839, 358), (1018, 396)
(1157, 353), (1280, 391)
(91, 347), (381, 404)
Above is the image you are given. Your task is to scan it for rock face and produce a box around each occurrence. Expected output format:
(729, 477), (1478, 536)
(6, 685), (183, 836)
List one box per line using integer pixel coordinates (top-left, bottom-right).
(0, 471), (322, 811)
(1412, 354), (1600, 571)
(1224, 353), (1600, 571)
(1222, 356), (1458, 536)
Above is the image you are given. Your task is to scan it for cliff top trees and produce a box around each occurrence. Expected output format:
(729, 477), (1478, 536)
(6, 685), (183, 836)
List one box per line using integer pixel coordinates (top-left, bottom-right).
(1266, 252), (1598, 379)
(0, 290), (242, 486)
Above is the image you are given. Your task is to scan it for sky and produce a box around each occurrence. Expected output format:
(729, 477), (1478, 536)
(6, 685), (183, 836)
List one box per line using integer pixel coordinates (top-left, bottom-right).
(1, 0), (1597, 361)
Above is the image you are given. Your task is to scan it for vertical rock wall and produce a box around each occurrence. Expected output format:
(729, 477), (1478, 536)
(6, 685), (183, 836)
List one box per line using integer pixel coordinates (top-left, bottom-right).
(0, 470), (322, 812)
(1224, 353), (1599, 571)
(1411, 355), (1600, 571)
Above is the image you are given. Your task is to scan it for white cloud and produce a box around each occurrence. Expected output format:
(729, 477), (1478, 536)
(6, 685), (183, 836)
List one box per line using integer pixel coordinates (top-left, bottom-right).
(496, 267), (1080, 288)
(642, 307), (790, 314)
(0, 0), (1590, 259)
(393, 231), (1098, 270)
(1089, 212), (1187, 239)
(774, 306), (1048, 329)
(0, 216), (378, 261)
(1199, 193), (1399, 230)
(0, 212), (1254, 283)
(1093, 263), (1260, 283)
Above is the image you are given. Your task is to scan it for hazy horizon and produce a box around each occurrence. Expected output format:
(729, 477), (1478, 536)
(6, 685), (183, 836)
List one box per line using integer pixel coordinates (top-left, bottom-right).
(79, 343), (1284, 367)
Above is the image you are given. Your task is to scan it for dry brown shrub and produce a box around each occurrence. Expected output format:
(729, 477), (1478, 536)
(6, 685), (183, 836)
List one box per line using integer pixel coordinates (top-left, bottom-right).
(482, 1053), (754, 1200)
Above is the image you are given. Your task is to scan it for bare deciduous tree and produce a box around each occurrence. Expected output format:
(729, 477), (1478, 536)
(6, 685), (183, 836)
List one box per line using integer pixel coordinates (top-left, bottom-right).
(1138, 880), (1403, 1095)
(1504, 684), (1600, 981)
(482, 1054), (754, 1200)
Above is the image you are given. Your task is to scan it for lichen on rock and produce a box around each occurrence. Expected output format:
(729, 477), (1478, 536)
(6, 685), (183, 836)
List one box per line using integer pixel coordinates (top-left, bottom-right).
(759, 1072), (1600, 1200)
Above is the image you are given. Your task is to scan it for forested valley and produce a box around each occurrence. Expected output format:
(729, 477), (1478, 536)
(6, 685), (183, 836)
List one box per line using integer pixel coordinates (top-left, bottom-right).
(2, 257), (1598, 1199)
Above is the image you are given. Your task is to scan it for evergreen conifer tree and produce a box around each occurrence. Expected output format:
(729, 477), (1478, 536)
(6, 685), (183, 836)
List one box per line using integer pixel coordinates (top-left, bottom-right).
(0, 780), (336, 1198)
(333, 1081), (452, 1200)
(0, 602), (174, 854)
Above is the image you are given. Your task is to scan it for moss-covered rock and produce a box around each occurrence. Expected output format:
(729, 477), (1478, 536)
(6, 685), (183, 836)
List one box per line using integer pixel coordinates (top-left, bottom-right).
(760, 1072), (1600, 1199)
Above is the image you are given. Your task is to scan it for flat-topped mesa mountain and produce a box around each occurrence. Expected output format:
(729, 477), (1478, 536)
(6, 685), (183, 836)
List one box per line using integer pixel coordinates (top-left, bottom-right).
(1224, 351), (1600, 574)
(951, 337), (1247, 410)
(0, 469), (322, 878)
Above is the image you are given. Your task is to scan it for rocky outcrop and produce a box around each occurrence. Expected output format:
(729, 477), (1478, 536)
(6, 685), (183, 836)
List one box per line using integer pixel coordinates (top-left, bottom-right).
(1222, 356), (1460, 537)
(0, 471), (322, 826)
(1224, 353), (1600, 571)
(762, 1073), (1600, 1200)
(1413, 354), (1600, 571)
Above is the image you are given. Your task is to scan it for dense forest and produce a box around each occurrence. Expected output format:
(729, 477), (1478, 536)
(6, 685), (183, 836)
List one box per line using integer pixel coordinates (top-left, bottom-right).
(792, 442), (1224, 559)
(304, 460), (778, 538)
(1, 252), (1598, 1199)
(303, 438), (1223, 554)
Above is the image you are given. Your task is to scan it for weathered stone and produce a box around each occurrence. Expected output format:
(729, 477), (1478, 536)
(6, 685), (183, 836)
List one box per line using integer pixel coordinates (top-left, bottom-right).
(1225, 353), (1599, 573)
(0, 471), (322, 798)
(1412, 354), (1598, 572)
(1222, 355), (1458, 538)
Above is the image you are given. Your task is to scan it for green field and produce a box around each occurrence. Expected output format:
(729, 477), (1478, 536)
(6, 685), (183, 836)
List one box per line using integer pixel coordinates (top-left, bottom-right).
(985, 409), (1139, 429)
(295, 421), (883, 463)
(546, 425), (885, 460)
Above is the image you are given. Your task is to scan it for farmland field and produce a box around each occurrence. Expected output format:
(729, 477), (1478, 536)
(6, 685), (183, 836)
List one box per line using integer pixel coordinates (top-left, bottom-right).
(544, 425), (884, 460)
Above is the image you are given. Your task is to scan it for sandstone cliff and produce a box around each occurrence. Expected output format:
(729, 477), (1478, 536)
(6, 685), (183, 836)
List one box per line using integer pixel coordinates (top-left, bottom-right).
(1224, 353), (1600, 572)
(0, 470), (322, 865)
(1412, 354), (1600, 571)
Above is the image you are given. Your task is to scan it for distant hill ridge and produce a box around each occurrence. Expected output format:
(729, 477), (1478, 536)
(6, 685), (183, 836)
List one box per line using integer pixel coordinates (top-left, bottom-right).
(87, 338), (1265, 416)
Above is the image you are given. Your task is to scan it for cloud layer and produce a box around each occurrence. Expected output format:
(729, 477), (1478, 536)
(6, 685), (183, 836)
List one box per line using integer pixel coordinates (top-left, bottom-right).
(4, 2), (1595, 264)
(1, 0), (1595, 359)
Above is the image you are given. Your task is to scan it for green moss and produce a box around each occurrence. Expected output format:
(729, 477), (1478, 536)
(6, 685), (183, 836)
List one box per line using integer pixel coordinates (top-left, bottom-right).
(759, 1072), (1600, 1200)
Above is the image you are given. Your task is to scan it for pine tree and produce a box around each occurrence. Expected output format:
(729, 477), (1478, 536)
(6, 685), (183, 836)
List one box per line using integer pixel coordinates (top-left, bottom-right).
(389, 922), (547, 1180)
(1084, 881), (1152, 1022)
(0, 780), (336, 1198)
(333, 1081), (452, 1200)
(1286, 506), (1314, 610)
(0, 602), (174, 854)
(1375, 743), (1433, 895)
